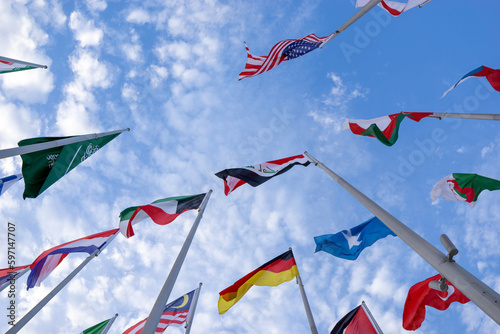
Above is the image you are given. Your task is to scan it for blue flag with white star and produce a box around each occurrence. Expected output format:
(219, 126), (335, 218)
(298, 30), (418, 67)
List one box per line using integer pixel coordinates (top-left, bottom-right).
(314, 217), (396, 260)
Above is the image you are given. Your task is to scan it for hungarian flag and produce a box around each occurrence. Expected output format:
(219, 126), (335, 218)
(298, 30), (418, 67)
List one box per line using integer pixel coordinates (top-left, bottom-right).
(431, 173), (500, 207)
(342, 112), (432, 146)
(403, 274), (470, 330)
(0, 265), (30, 290)
(19, 132), (122, 199)
(215, 154), (311, 195)
(0, 56), (47, 74)
(218, 250), (299, 314)
(123, 288), (198, 334)
(119, 193), (206, 238)
(356, 0), (427, 16)
(27, 229), (119, 290)
(330, 303), (382, 334)
(314, 217), (396, 261)
(0, 174), (23, 196)
(442, 66), (500, 98)
(238, 33), (332, 80)
(80, 315), (118, 334)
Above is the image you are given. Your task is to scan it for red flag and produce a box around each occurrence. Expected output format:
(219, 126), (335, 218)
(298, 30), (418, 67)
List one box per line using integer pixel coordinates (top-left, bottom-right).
(403, 274), (470, 330)
(331, 303), (382, 334)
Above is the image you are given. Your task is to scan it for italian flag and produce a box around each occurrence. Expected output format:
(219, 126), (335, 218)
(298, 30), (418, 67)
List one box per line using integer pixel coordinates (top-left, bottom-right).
(431, 173), (500, 207)
(342, 112), (432, 146)
(119, 193), (206, 238)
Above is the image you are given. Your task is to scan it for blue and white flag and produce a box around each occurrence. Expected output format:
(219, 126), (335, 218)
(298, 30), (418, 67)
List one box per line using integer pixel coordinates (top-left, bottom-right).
(314, 217), (396, 260)
(0, 174), (23, 196)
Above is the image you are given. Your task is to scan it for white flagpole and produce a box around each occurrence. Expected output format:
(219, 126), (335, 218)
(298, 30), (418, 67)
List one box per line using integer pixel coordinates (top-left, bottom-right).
(0, 267), (30, 293)
(184, 283), (202, 334)
(5, 231), (119, 334)
(0, 56), (47, 69)
(320, 0), (383, 48)
(303, 151), (500, 326)
(361, 301), (384, 334)
(0, 128), (130, 160)
(142, 190), (212, 334)
(427, 112), (500, 121)
(101, 313), (119, 334)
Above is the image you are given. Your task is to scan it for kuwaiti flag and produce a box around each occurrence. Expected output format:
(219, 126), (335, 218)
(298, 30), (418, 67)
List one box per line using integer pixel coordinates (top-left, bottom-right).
(330, 303), (382, 334)
(314, 217), (396, 260)
(356, 0), (427, 16)
(26, 229), (119, 290)
(431, 173), (500, 208)
(0, 56), (47, 74)
(123, 289), (198, 334)
(0, 174), (23, 196)
(0, 265), (30, 290)
(442, 66), (500, 98)
(342, 112), (432, 146)
(215, 154), (311, 195)
(119, 193), (206, 238)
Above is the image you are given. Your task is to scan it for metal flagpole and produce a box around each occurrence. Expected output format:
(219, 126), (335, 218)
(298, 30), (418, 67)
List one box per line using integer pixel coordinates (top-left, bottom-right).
(361, 301), (384, 334)
(101, 313), (119, 334)
(303, 151), (500, 326)
(0, 56), (47, 69)
(290, 247), (318, 334)
(426, 112), (500, 121)
(184, 283), (202, 334)
(142, 190), (212, 334)
(320, 0), (383, 48)
(0, 267), (30, 293)
(0, 128), (130, 160)
(6, 231), (119, 334)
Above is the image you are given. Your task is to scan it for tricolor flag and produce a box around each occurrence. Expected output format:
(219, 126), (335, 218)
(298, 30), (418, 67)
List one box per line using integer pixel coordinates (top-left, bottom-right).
(123, 289), (198, 334)
(403, 274), (470, 330)
(0, 174), (23, 196)
(314, 217), (396, 260)
(330, 303), (382, 334)
(442, 65), (500, 98)
(27, 229), (119, 290)
(215, 154), (311, 195)
(218, 250), (299, 314)
(0, 265), (30, 290)
(80, 314), (118, 334)
(342, 112), (432, 146)
(119, 193), (206, 238)
(0, 56), (47, 74)
(431, 173), (500, 208)
(356, 0), (428, 16)
(238, 33), (332, 80)
(19, 132), (122, 199)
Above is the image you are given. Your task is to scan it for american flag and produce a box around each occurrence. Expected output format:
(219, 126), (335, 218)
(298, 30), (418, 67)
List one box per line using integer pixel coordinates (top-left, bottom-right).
(123, 289), (197, 334)
(238, 33), (332, 80)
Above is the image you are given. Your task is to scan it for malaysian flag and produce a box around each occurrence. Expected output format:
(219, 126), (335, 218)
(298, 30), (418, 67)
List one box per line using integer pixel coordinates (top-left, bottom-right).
(238, 33), (332, 80)
(123, 289), (198, 334)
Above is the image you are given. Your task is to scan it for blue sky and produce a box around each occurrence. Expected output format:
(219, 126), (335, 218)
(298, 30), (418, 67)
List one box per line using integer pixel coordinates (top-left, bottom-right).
(0, 0), (500, 333)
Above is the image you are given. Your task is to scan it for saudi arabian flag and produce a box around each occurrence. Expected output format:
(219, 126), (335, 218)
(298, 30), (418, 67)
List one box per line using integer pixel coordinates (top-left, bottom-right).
(119, 193), (206, 238)
(19, 133), (121, 199)
(80, 316), (116, 334)
(431, 173), (500, 207)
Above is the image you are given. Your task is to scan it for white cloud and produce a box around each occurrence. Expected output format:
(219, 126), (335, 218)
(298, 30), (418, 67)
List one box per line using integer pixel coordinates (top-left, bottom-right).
(69, 11), (103, 47)
(86, 0), (107, 12)
(126, 8), (151, 24)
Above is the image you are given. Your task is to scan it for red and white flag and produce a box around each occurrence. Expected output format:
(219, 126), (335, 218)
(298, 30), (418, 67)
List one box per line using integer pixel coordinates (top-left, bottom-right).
(215, 154), (311, 195)
(403, 274), (470, 330)
(356, 0), (428, 16)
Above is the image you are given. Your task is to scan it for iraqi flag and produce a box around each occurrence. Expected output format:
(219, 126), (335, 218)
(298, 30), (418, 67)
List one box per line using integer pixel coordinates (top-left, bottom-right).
(442, 66), (500, 98)
(27, 229), (119, 290)
(330, 303), (382, 334)
(431, 173), (500, 208)
(119, 193), (206, 238)
(356, 0), (427, 16)
(403, 274), (470, 330)
(215, 154), (311, 195)
(342, 112), (432, 146)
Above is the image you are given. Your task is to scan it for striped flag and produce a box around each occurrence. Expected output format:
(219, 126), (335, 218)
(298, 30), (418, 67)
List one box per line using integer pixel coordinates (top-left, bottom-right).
(0, 56), (47, 74)
(356, 0), (427, 16)
(123, 289), (197, 334)
(215, 154), (311, 195)
(238, 33), (332, 80)
(0, 174), (23, 196)
(27, 229), (119, 290)
(0, 265), (30, 290)
(119, 193), (206, 238)
(442, 66), (500, 98)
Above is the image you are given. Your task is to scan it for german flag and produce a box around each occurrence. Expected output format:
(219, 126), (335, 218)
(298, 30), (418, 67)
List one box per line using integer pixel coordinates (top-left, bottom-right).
(218, 250), (299, 314)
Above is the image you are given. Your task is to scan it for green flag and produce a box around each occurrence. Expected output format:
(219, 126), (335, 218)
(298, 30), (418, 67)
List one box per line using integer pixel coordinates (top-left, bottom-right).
(19, 132), (121, 199)
(80, 317), (114, 334)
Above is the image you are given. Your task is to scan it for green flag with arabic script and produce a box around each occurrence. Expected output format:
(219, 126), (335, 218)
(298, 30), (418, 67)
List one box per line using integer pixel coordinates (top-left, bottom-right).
(19, 133), (120, 199)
